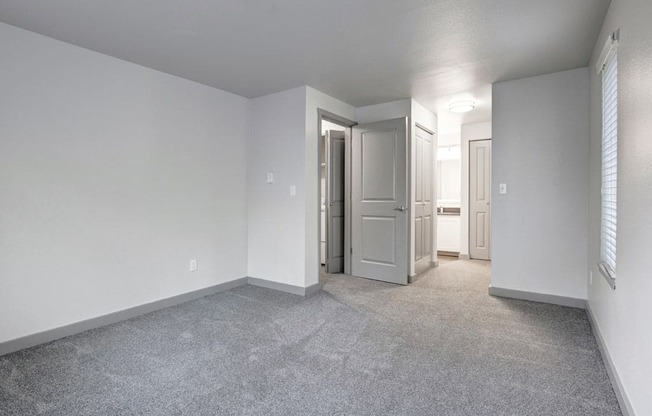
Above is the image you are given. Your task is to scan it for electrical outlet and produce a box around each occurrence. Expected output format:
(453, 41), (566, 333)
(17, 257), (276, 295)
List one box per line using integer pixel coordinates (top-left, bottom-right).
(290, 185), (296, 196)
(190, 259), (198, 272)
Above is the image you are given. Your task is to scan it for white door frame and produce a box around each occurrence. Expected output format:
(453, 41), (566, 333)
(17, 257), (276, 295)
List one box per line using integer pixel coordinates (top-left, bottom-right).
(317, 109), (356, 276)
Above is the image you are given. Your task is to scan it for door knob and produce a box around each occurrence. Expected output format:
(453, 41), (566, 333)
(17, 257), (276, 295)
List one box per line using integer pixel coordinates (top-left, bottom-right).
(394, 206), (407, 212)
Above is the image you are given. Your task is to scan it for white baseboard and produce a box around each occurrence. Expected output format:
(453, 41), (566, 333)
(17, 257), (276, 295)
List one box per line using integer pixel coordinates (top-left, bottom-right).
(0, 277), (248, 357)
(586, 304), (634, 416)
(0, 275), (325, 357)
(458, 253), (470, 260)
(247, 277), (321, 297)
(488, 285), (587, 309)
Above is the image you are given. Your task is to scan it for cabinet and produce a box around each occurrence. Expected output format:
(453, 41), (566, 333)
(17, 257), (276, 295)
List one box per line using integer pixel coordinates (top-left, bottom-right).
(437, 214), (461, 253)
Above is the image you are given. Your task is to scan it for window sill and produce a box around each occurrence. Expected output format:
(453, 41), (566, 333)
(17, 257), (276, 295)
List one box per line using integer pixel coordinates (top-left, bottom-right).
(598, 262), (616, 290)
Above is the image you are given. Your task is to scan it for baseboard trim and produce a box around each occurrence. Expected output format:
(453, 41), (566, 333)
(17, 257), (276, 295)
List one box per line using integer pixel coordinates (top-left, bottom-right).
(458, 253), (470, 260)
(0, 277), (248, 357)
(488, 285), (587, 309)
(247, 277), (321, 297)
(586, 304), (634, 416)
(414, 260), (433, 277)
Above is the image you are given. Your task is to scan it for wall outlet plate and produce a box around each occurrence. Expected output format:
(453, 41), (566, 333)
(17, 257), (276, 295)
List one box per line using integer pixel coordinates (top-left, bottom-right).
(190, 259), (198, 272)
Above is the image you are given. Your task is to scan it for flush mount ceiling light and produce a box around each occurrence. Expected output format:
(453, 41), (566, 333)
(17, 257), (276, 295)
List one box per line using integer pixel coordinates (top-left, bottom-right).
(449, 100), (475, 113)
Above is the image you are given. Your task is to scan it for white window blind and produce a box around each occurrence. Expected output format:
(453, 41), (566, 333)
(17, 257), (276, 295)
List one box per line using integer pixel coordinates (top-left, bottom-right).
(599, 33), (618, 286)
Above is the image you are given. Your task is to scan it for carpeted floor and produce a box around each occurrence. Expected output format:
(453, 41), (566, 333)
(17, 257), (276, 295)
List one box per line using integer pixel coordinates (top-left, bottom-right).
(0, 259), (621, 415)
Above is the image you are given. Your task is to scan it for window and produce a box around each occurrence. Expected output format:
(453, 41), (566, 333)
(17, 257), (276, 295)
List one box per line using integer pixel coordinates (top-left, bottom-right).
(597, 31), (618, 289)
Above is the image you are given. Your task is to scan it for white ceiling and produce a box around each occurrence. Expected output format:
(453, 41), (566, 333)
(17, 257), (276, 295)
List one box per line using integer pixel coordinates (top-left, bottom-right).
(0, 0), (610, 131)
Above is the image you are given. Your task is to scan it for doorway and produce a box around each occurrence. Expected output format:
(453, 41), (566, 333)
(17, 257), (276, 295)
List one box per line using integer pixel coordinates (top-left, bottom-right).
(436, 143), (462, 257)
(318, 110), (356, 281)
(317, 111), (412, 286)
(320, 119), (348, 274)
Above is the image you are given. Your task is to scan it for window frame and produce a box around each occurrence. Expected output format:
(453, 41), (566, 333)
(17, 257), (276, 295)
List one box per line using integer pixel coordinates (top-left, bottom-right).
(596, 31), (619, 290)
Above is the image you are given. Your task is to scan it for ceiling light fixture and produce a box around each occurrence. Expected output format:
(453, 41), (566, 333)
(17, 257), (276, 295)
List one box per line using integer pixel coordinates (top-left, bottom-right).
(449, 100), (475, 113)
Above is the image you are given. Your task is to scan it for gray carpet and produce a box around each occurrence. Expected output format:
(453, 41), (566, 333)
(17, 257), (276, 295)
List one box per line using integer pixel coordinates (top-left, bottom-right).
(0, 259), (621, 415)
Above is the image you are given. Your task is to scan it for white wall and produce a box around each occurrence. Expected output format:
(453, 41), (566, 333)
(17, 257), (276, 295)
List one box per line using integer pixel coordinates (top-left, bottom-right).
(248, 87), (356, 289)
(492, 68), (589, 300)
(305, 87), (357, 286)
(587, 0), (652, 414)
(460, 121), (492, 257)
(438, 132), (461, 147)
(437, 159), (461, 205)
(248, 87), (307, 287)
(355, 99), (411, 124)
(0, 23), (250, 344)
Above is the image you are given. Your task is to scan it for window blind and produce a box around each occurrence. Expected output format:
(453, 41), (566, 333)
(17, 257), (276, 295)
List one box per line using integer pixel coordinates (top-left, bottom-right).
(600, 48), (617, 281)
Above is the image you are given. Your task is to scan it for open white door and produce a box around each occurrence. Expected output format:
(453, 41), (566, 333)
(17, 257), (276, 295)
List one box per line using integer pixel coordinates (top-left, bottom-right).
(469, 139), (491, 260)
(325, 130), (345, 273)
(351, 118), (408, 285)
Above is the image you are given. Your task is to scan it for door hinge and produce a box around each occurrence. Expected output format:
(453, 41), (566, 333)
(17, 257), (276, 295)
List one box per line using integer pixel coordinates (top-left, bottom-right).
(351, 248), (353, 254)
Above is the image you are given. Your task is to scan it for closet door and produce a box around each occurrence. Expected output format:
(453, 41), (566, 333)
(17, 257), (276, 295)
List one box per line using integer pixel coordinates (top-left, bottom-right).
(469, 139), (491, 260)
(414, 126), (434, 275)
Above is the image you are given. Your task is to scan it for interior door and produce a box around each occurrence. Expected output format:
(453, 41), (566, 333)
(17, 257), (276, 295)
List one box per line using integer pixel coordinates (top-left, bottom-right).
(414, 126), (434, 275)
(469, 139), (491, 260)
(351, 118), (408, 284)
(326, 130), (345, 273)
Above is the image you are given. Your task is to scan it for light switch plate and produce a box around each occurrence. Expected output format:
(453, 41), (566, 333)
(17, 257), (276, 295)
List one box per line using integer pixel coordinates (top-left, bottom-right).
(290, 185), (296, 196)
(266, 172), (274, 184)
(499, 183), (507, 194)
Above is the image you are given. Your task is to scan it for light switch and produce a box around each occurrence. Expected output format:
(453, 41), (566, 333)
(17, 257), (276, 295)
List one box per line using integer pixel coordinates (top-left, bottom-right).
(290, 185), (296, 196)
(266, 172), (274, 184)
(499, 183), (507, 194)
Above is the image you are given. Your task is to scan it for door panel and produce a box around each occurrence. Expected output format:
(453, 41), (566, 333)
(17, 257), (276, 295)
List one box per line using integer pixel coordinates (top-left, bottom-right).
(469, 140), (491, 260)
(361, 133), (396, 201)
(416, 137), (423, 203)
(362, 216), (396, 264)
(415, 217), (423, 261)
(424, 215), (432, 256)
(326, 130), (345, 273)
(475, 212), (486, 247)
(352, 118), (408, 284)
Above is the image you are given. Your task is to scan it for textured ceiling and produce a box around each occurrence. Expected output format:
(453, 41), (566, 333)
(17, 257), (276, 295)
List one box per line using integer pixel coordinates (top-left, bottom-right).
(0, 0), (610, 129)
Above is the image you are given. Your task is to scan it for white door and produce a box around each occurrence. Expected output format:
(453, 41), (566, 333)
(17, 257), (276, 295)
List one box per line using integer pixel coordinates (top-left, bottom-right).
(326, 130), (345, 273)
(469, 140), (491, 260)
(351, 118), (408, 285)
(414, 126), (434, 275)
